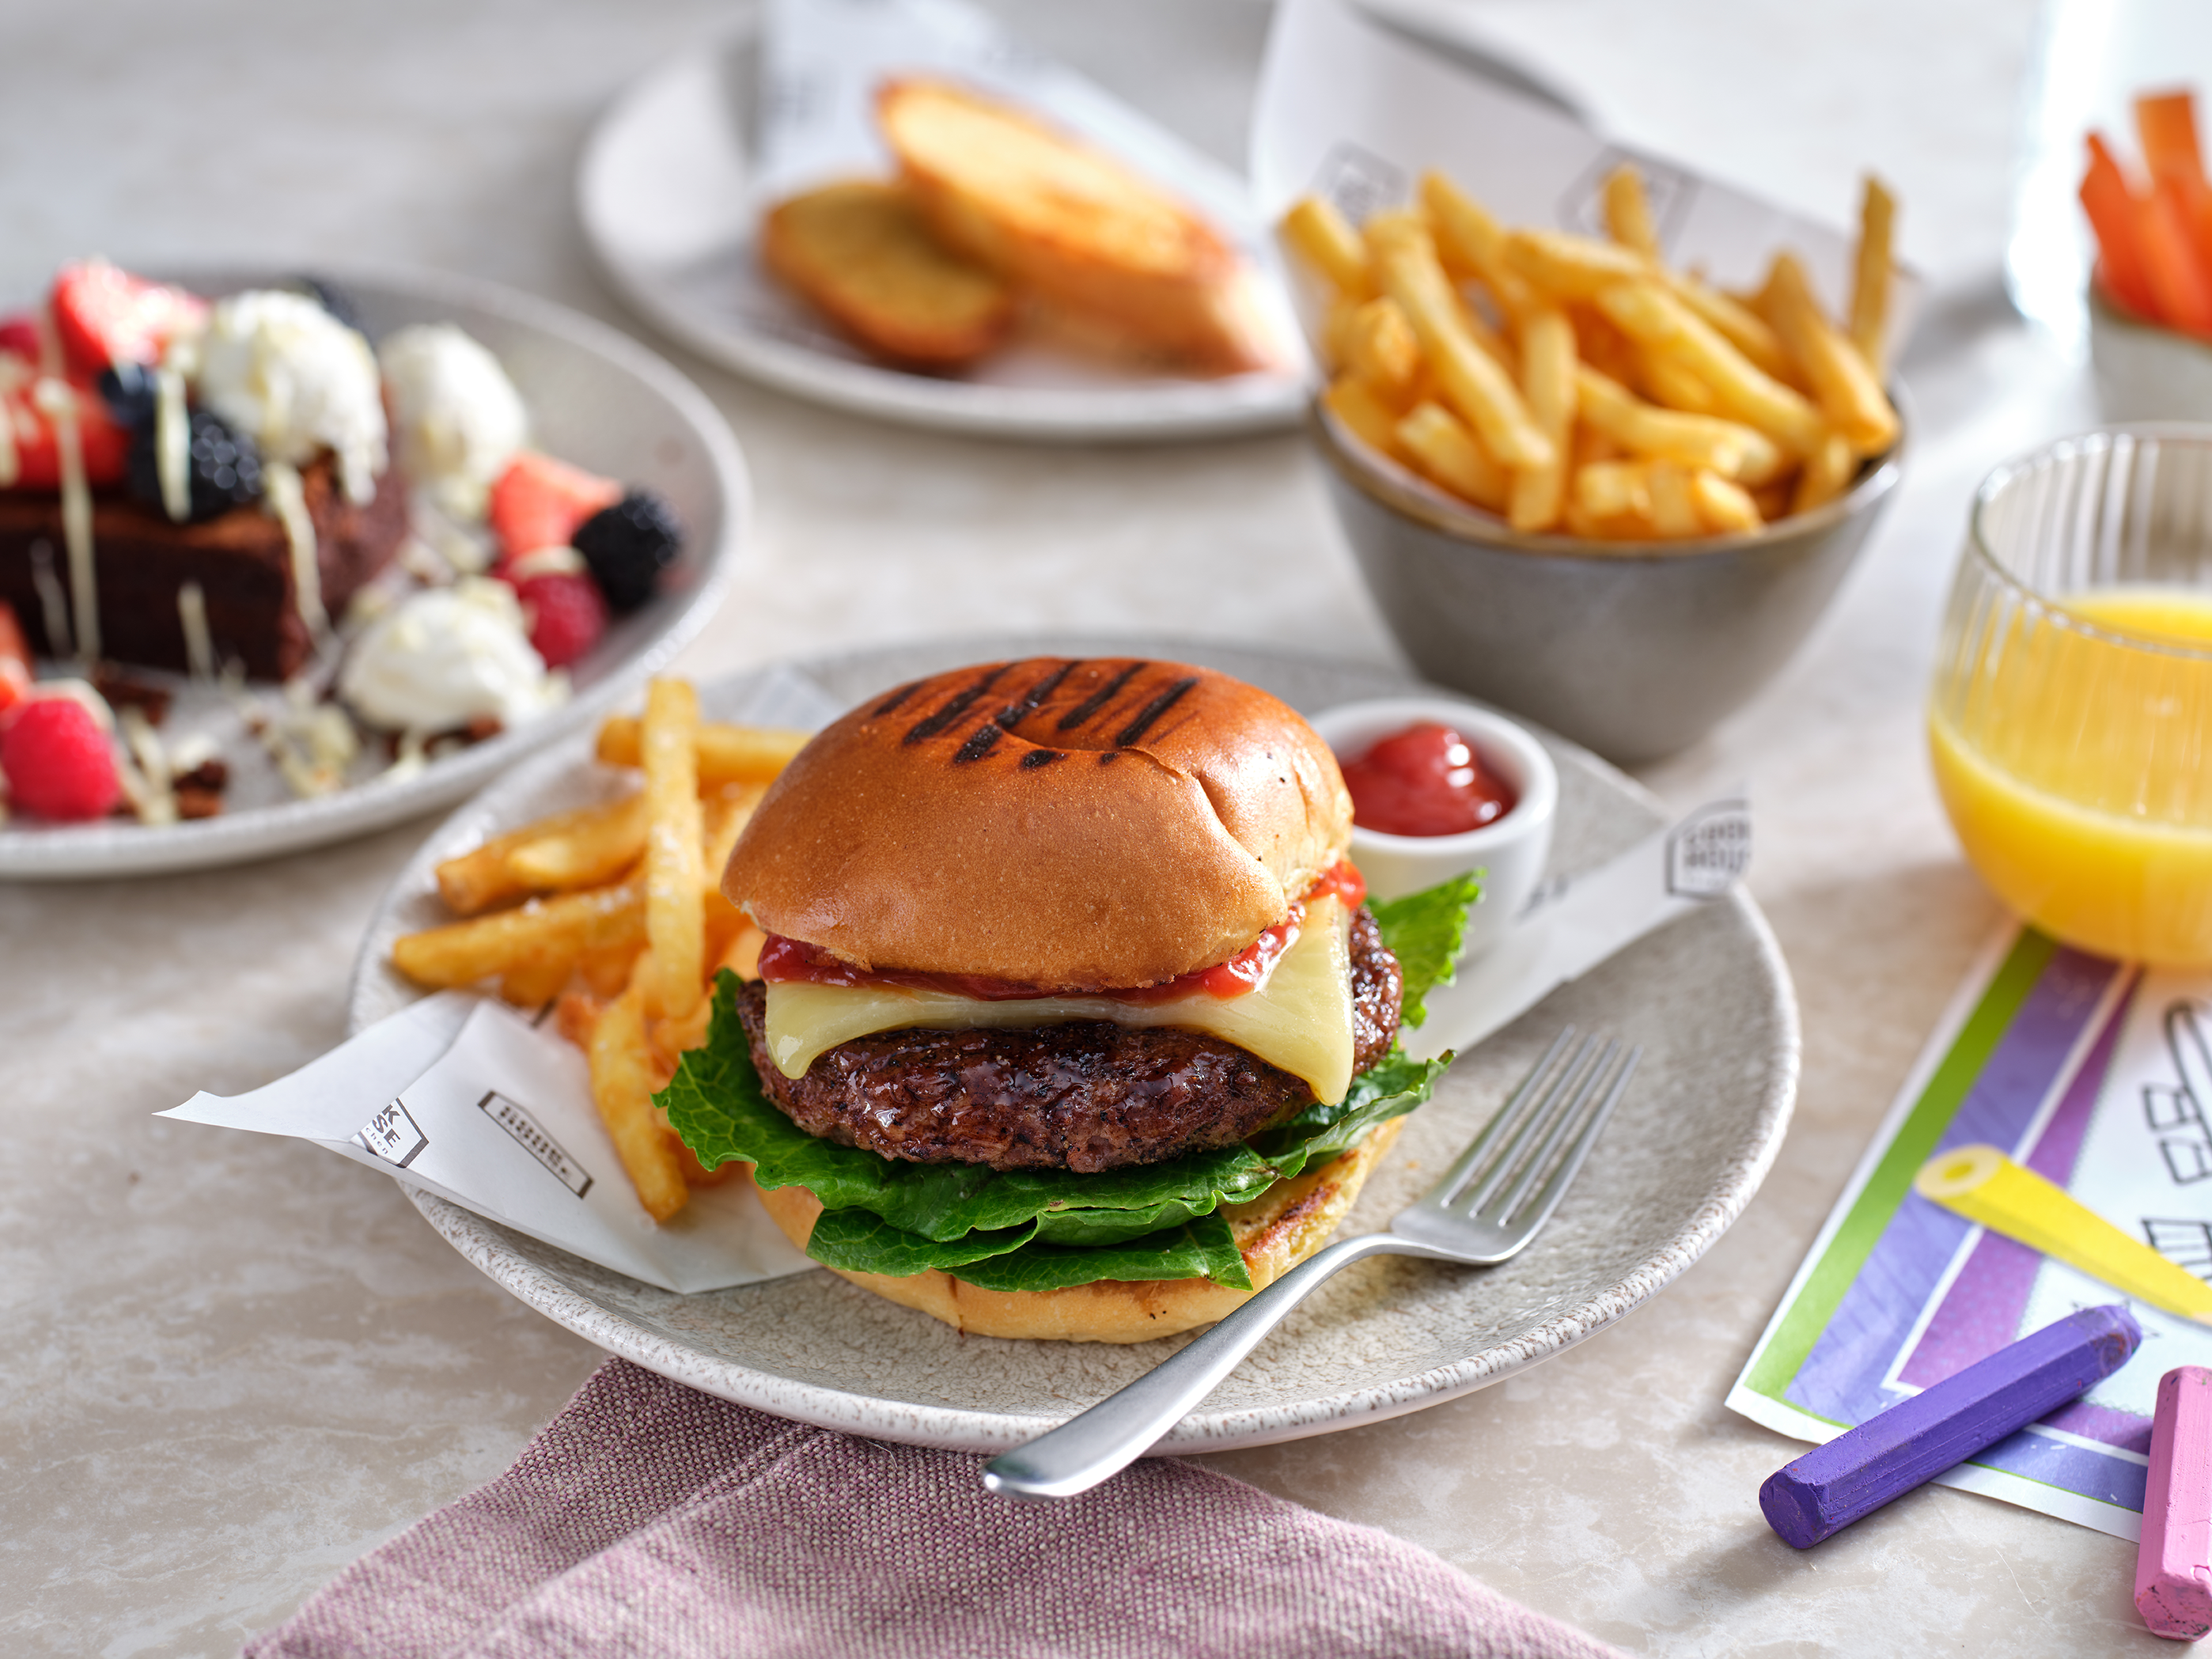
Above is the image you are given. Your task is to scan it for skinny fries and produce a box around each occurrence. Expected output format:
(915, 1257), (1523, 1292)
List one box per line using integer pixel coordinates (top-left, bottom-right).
(1284, 167), (1900, 544)
(392, 678), (802, 1222)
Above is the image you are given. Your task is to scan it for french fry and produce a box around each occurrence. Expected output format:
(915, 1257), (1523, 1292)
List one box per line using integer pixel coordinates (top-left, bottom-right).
(1762, 253), (1898, 455)
(1691, 469), (1763, 535)
(580, 937), (645, 998)
(1574, 366), (1783, 483)
(434, 803), (610, 916)
(589, 981), (689, 1222)
(1792, 428), (1858, 513)
(1601, 165), (1661, 259)
(1595, 280), (1825, 456)
(1645, 461), (1703, 538)
(1280, 195), (1373, 297)
(1509, 309), (1577, 531)
(1849, 175), (1899, 373)
(1324, 375), (1407, 462)
(556, 988), (604, 1051)
(498, 953), (574, 1011)
(648, 997), (714, 1078)
(505, 793), (650, 892)
(392, 880), (645, 988)
(1506, 229), (1653, 301)
(594, 718), (812, 786)
(1636, 347), (1719, 416)
(1370, 223), (1555, 469)
(1339, 297), (1423, 407)
(1420, 172), (1538, 322)
(1395, 400), (1509, 512)
(1575, 460), (1652, 522)
(1665, 275), (1799, 387)
(640, 679), (705, 1021)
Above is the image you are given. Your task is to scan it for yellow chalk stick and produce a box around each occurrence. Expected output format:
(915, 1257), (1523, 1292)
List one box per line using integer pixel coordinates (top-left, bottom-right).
(1915, 1145), (2212, 1326)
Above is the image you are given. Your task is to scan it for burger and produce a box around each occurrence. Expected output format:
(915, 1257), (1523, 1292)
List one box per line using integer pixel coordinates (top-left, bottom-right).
(662, 657), (1475, 1343)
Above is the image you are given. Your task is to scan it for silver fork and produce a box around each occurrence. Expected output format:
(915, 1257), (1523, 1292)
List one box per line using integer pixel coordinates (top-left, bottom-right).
(981, 1027), (1640, 1502)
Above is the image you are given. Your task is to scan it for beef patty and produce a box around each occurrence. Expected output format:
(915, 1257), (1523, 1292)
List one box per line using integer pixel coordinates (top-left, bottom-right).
(734, 905), (1404, 1173)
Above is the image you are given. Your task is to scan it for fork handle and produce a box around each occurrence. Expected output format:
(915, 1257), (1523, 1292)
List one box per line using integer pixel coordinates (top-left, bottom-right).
(982, 1230), (1454, 1501)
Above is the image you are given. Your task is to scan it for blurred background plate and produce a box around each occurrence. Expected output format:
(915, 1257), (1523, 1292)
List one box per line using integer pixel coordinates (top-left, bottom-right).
(577, 26), (1311, 442)
(0, 265), (748, 880)
(349, 636), (1797, 1454)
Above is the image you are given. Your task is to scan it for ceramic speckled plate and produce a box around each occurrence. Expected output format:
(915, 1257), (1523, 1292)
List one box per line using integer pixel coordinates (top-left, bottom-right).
(0, 265), (747, 880)
(348, 638), (1797, 1453)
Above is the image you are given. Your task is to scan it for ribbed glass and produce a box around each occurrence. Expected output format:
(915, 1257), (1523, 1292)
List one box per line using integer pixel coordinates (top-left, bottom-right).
(1930, 429), (2212, 964)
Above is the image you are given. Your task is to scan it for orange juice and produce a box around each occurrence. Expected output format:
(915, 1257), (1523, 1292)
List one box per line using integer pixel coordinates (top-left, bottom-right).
(1930, 586), (2212, 964)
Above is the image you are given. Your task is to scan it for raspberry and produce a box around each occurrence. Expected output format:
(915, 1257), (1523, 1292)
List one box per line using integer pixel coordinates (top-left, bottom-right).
(515, 572), (606, 669)
(2, 698), (122, 820)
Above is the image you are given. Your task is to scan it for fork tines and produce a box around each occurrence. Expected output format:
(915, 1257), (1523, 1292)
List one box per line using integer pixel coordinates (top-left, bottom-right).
(1435, 1028), (1640, 1227)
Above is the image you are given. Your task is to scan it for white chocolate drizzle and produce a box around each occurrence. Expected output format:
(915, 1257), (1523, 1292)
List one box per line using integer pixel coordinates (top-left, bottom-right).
(0, 354), (27, 488)
(155, 366), (191, 523)
(33, 377), (97, 663)
(28, 539), (71, 658)
(261, 460), (326, 638)
(176, 580), (215, 680)
(116, 706), (177, 826)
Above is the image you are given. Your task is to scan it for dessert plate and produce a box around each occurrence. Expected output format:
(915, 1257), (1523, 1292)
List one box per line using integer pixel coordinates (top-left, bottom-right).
(0, 265), (748, 880)
(349, 636), (1797, 1454)
(576, 30), (1309, 442)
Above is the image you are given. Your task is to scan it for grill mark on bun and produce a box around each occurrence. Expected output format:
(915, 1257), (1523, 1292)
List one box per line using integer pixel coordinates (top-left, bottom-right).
(1020, 749), (1065, 769)
(903, 665), (1011, 744)
(1115, 676), (1199, 747)
(1055, 661), (1148, 732)
(873, 682), (923, 717)
(995, 660), (1081, 729)
(953, 723), (1004, 763)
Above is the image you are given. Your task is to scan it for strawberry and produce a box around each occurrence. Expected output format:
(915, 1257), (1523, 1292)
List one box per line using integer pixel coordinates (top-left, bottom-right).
(0, 313), (40, 364)
(2, 377), (129, 490)
(0, 602), (30, 718)
(514, 570), (607, 669)
(50, 260), (207, 376)
(488, 451), (621, 562)
(2, 695), (122, 820)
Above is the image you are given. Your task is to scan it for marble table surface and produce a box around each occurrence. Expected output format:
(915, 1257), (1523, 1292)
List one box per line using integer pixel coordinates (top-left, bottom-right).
(0, 0), (2174, 1652)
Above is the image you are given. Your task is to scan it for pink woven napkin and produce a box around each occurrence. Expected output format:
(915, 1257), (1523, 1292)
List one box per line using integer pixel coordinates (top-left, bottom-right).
(248, 1357), (1622, 1659)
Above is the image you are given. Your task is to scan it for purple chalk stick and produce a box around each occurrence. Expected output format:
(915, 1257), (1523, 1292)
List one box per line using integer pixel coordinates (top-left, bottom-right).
(2138, 1366), (2212, 1639)
(1760, 1303), (2141, 1549)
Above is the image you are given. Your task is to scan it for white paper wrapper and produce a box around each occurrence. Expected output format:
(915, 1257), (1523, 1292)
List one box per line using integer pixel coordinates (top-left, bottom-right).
(162, 996), (814, 1293)
(1252, 0), (1920, 350)
(1407, 792), (1751, 1062)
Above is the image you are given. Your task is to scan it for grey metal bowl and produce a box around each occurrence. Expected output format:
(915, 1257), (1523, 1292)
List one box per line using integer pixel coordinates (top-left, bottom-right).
(1314, 403), (1905, 764)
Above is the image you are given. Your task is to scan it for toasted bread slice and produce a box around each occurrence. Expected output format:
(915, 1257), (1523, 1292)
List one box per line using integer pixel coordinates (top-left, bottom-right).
(760, 179), (1017, 369)
(877, 79), (1270, 374)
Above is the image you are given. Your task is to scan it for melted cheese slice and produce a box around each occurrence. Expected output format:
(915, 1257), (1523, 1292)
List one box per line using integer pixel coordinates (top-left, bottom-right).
(763, 896), (1357, 1104)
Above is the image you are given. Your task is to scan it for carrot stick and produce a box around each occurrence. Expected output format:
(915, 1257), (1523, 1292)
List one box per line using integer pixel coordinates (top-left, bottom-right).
(2082, 132), (2161, 321)
(2141, 177), (2212, 335)
(2138, 91), (2212, 278)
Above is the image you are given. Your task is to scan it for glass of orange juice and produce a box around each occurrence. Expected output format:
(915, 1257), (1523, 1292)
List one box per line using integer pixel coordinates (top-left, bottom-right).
(1930, 427), (2212, 964)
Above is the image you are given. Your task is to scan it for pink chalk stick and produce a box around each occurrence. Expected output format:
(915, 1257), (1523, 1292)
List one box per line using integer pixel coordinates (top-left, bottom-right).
(2138, 1366), (2212, 1640)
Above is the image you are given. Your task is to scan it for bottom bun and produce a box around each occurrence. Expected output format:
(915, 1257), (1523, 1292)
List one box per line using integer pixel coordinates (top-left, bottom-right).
(754, 1116), (1407, 1344)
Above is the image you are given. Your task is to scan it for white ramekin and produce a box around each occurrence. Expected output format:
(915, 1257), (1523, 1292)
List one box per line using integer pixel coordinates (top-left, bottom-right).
(1309, 695), (1558, 960)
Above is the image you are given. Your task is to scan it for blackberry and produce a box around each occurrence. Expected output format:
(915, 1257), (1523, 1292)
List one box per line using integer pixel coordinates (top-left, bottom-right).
(573, 491), (683, 613)
(126, 407), (263, 522)
(97, 361), (157, 430)
(286, 275), (369, 337)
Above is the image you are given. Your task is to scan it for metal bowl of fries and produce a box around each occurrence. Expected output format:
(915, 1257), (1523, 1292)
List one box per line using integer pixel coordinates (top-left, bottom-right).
(1314, 401), (1903, 765)
(1285, 168), (1907, 763)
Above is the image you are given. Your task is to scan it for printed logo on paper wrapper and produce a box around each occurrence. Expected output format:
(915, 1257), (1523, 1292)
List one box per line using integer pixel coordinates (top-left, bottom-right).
(478, 1089), (594, 1199)
(1666, 800), (1750, 898)
(354, 1100), (429, 1169)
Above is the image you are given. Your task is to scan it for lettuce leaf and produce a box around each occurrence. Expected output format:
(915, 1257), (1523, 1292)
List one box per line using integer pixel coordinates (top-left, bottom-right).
(1372, 870), (1483, 1028)
(659, 871), (1476, 1290)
